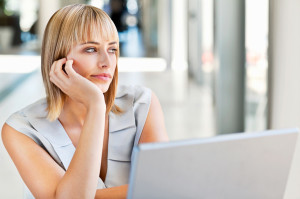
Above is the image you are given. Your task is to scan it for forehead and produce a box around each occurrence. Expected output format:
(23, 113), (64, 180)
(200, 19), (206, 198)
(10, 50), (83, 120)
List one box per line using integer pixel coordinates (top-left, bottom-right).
(75, 20), (118, 45)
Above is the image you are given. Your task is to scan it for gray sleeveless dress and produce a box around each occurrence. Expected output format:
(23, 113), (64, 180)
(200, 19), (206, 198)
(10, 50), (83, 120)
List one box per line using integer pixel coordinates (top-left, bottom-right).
(5, 85), (151, 199)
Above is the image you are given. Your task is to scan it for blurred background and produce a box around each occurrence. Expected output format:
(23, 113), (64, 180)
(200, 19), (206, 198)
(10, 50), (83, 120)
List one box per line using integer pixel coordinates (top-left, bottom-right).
(1, 0), (300, 198)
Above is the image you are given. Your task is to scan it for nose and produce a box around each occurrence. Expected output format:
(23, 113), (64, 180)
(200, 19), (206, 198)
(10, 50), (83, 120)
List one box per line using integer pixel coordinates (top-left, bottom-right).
(97, 50), (111, 68)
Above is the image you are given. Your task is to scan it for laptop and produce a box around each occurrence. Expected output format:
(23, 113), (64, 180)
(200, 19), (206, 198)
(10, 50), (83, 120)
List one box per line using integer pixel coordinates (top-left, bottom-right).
(127, 128), (299, 199)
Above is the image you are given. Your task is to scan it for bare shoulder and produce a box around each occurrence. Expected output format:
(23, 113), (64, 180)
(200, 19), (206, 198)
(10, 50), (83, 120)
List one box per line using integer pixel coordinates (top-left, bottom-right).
(139, 91), (169, 144)
(2, 123), (40, 155)
(1, 123), (64, 198)
(2, 123), (25, 149)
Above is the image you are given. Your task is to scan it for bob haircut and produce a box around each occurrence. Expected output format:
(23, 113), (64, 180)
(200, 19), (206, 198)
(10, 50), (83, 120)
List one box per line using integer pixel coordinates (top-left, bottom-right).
(41, 4), (121, 121)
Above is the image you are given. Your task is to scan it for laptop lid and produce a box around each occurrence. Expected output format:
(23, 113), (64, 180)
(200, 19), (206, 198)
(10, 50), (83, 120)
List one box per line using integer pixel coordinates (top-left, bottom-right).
(127, 128), (299, 199)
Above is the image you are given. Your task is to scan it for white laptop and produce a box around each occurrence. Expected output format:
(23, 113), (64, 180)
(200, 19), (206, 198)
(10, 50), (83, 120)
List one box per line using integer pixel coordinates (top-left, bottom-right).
(127, 128), (299, 199)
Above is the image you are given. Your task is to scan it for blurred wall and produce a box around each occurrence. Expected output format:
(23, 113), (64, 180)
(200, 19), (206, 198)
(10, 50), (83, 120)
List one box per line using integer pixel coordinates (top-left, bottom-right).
(214, 0), (245, 134)
(38, 0), (60, 42)
(268, 0), (300, 129)
(38, 0), (84, 43)
(269, 1), (300, 197)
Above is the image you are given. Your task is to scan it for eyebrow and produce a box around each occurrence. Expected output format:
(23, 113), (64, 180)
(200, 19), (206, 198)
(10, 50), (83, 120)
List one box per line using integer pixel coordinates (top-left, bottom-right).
(80, 41), (117, 45)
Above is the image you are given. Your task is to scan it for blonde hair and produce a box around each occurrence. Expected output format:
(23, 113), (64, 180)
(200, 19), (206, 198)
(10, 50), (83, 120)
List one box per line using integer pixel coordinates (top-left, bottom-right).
(41, 4), (121, 121)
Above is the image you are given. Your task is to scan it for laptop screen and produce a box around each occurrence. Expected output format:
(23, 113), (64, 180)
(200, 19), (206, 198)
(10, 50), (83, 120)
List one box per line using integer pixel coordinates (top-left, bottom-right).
(127, 128), (299, 199)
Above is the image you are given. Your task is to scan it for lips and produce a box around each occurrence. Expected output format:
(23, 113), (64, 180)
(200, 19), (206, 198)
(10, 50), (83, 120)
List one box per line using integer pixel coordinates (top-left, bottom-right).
(91, 73), (112, 81)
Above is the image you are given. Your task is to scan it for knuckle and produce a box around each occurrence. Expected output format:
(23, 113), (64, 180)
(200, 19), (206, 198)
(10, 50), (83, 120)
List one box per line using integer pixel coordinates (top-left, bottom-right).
(53, 69), (60, 75)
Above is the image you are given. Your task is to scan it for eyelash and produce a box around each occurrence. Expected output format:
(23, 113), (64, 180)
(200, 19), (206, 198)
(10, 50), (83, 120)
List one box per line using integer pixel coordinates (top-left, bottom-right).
(85, 47), (96, 53)
(108, 49), (117, 53)
(84, 47), (117, 54)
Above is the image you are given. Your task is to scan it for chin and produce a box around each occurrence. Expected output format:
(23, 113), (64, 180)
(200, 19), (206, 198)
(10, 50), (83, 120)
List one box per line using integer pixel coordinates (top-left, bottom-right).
(92, 80), (111, 93)
(97, 84), (110, 93)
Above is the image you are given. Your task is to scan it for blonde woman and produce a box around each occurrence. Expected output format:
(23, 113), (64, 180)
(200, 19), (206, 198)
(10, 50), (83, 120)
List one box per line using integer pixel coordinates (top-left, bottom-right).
(1, 4), (168, 199)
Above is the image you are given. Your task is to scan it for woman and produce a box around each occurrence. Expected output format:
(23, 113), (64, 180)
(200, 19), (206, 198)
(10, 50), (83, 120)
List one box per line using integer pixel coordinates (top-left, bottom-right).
(1, 4), (168, 199)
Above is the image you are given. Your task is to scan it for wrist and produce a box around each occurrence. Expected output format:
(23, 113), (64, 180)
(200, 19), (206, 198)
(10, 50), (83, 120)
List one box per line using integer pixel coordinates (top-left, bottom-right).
(85, 93), (105, 110)
(86, 102), (106, 113)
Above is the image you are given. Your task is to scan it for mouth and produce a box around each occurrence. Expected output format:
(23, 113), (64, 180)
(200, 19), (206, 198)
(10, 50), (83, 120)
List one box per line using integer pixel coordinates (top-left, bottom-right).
(91, 73), (112, 81)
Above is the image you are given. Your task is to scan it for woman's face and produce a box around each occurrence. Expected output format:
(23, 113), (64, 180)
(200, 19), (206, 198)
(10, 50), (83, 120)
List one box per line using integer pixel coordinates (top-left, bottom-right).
(66, 35), (118, 93)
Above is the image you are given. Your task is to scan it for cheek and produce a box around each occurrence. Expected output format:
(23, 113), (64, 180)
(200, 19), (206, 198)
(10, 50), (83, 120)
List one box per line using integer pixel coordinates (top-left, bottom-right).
(111, 58), (117, 71)
(72, 60), (83, 74)
(67, 53), (93, 76)
(111, 64), (117, 78)
(71, 59), (92, 76)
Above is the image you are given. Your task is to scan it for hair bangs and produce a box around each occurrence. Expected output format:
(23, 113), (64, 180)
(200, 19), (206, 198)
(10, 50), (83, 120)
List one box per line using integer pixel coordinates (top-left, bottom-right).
(74, 7), (119, 44)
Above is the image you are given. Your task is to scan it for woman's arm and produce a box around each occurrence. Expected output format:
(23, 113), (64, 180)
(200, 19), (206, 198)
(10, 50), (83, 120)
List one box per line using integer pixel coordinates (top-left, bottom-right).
(94, 91), (168, 199)
(2, 102), (104, 199)
(2, 106), (105, 199)
(2, 124), (66, 198)
(51, 59), (107, 198)
(56, 102), (105, 198)
(94, 185), (128, 199)
(2, 59), (106, 199)
(139, 91), (169, 143)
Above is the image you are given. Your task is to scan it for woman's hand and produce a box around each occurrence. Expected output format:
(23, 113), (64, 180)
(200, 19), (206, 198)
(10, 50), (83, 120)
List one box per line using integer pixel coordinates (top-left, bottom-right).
(49, 58), (105, 110)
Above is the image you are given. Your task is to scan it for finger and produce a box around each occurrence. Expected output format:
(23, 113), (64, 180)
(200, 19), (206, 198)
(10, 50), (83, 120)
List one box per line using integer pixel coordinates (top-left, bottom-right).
(50, 61), (56, 76)
(64, 60), (78, 78)
(52, 59), (69, 82)
(50, 58), (67, 78)
(50, 71), (66, 88)
(51, 58), (66, 72)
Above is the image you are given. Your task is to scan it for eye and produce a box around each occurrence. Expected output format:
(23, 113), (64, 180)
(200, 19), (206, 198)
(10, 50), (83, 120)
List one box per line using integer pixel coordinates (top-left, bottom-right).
(85, 47), (97, 53)
(108, 48), (117, 53)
